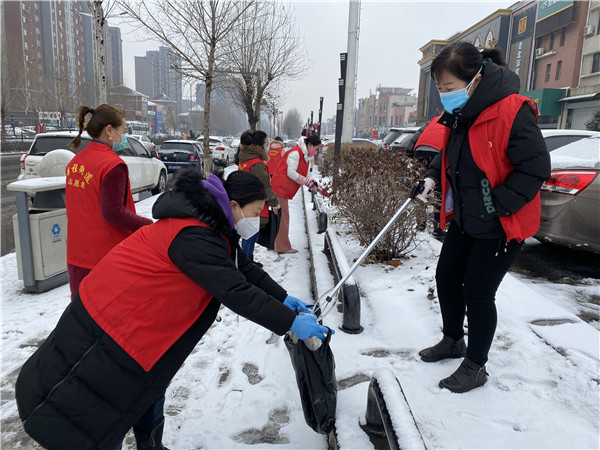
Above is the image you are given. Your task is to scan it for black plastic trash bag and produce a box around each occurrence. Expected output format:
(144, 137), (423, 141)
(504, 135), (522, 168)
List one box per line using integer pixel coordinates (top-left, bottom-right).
(257, 209), (281, 250)
(284, 329), (336, 435)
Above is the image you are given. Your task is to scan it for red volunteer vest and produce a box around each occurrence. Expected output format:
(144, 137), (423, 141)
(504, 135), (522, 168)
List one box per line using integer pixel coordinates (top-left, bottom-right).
(439, 94), (540, 242)
(80, 218), (229, 371)
(267, 143), (285, 174)
(238, 158), (269, 217)
(271, 145), (309, 200)
(415, 116), (446, 150)
(66, 140), (136, 268)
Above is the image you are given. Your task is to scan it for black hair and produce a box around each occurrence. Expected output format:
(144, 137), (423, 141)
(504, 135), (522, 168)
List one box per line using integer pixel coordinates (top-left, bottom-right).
(224, 170), (267, 207)
(274, 136), (283, 141)
(240, 129), (268, 147)
(69, 104), (125, 150)
(431, 42), (507, 83)
(306, 134), (321, 147)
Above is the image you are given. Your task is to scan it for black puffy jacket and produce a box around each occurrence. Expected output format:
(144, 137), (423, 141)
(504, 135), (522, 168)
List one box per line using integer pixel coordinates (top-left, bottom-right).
(16, 172), (295, 449)
(426, 59), (550, 239)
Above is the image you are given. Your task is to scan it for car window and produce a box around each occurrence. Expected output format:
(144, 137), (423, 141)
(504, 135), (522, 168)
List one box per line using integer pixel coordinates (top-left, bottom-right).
(209, 139), (222, 145)
(160, 143), (195, 153)
(393, 133), (416, 146)
(29, 136), (90, 155)
(383, 130), (402, 145)
(128, 137), (149, 157)
(544, 135), (589, 152)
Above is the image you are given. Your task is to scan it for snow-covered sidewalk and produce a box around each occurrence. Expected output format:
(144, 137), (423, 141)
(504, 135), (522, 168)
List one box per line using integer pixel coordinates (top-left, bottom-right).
(2, 187), (599, 449)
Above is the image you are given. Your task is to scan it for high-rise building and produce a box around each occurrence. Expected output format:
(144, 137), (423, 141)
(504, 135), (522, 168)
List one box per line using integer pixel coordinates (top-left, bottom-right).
(1, 0), (119, 125)
(105, 26), (123, 88)
(135, 47), (182, 114)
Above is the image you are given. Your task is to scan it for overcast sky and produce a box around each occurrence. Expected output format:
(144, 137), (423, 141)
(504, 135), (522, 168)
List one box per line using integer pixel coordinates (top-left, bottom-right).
(113, 0), (512, 122)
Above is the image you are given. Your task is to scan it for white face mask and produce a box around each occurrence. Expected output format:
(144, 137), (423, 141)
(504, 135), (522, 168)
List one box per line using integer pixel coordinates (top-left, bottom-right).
(235, 207), (260, 239)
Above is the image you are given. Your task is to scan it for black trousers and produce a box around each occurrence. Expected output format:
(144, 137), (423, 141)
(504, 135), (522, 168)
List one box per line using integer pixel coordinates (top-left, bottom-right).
(435, 220), (523, 365)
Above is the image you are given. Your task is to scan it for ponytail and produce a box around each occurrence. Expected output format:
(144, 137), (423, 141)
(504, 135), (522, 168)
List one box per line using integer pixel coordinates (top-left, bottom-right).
(68, 104), (125, 150)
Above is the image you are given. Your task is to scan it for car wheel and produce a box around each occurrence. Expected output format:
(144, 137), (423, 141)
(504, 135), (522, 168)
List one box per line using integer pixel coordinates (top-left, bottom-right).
(151, 171), (167, 195)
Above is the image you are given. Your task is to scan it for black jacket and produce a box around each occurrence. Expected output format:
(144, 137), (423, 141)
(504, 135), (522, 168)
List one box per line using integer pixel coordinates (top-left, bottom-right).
(16, 172), (296, 450)
(426, 59), (550, 239)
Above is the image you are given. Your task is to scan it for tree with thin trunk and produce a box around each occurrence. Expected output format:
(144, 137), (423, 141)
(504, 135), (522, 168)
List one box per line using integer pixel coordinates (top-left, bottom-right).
(223, 1), (310, 131)
(117, 0), (254, 177)
(282, 108), (303, 139)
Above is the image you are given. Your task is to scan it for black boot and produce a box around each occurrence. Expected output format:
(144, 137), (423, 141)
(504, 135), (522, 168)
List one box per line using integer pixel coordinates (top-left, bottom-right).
(439, 358), (488, 393)
(133, 420), (170, 450)
(419, 335), (466, 362)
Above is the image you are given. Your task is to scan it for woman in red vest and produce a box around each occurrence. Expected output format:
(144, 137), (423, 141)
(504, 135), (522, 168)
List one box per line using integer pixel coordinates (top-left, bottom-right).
(414, 43), (550, 393)
(66, 105), (152, 300)
(237, 130), (279, 264)
(271, 134), (321, 253)
(266, 136), (285, 175)
(16, 169), (331, 450)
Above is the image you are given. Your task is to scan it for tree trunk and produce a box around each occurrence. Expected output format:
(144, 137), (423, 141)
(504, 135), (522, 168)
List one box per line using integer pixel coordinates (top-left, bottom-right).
(93, 1), (107, 105)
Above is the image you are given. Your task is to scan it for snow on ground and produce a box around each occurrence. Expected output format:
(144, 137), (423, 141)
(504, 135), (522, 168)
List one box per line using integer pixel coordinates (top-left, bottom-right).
(2, 185), (599, 449)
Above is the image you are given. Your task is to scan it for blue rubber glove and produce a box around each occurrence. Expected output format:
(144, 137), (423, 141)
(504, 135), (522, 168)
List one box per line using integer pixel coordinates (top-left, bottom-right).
(283, 295), (312, 314)
(290, 314), (333, 341)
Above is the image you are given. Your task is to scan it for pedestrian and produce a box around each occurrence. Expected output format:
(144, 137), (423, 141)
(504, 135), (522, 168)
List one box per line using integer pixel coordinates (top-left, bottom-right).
(66, 104), (153, 301)
(266, 135), (285, 175)
(414, 42), (550, 393)
(15, 169), (330, 450)
(237, 130), (279, 265)
(406, 116), (446, 236)
(271, 134), (323, 254)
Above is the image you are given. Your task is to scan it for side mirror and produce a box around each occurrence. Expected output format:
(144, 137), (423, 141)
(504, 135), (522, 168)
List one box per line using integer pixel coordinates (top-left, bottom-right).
(150, 150), (157, 158)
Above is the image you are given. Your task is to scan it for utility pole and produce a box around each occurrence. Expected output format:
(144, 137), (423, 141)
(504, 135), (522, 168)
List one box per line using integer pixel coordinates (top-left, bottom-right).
(342, 0), (360, 143)
(91, 1), (107, 105)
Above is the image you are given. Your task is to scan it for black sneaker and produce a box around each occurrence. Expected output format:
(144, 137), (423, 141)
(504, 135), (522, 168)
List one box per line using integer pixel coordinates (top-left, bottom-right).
(253, 260), (263, 268)
(439, 358), (488, 393)
(419, 335), (466, 362)
(432, 228), (447, 238)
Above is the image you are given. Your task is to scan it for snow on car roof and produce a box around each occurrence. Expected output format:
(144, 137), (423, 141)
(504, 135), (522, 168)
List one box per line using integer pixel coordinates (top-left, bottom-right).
(550, 136), (600, 170)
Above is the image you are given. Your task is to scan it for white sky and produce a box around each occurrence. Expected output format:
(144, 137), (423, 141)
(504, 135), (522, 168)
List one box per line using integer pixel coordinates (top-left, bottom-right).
(112, 1), (512, 122)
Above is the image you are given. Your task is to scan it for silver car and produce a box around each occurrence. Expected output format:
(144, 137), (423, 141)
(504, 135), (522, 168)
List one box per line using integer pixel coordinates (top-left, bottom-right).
(535, 136), (600, 253)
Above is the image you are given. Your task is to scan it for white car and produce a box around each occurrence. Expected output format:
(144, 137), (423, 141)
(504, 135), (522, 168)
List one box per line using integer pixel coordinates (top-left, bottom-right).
(197, 135), (235, 166)
(19, 131), (167, 195)
(541, 129), (600, 152)
(128, 134), (156, 153)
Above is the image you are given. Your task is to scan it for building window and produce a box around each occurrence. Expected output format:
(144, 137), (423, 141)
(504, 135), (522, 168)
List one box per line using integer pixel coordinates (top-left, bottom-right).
(592, 52), (600, 74)
(556, 60), (562, 80)
(24, 42), (28, 50)
(545, 63), (552, 82)
(549, 32), (555, 50)
(22, 16), (26, 23)
(560, 28), (566, 46)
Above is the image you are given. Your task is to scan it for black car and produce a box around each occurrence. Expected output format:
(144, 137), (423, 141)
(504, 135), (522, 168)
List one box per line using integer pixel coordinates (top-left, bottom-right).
(158, 140), (204, 173)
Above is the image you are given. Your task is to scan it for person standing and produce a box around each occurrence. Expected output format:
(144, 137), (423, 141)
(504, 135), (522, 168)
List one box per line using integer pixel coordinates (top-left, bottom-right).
(270, 134), (321, 254)
(266, 136), (285, 175)
(16, 170), (330, 450)
(238, 130), (279, 264)
(66, 105), (152, 301)
(414, 43), (550, 393)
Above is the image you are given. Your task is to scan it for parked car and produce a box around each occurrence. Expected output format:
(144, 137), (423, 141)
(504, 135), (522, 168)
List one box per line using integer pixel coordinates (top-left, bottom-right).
(380, 127), (420, 156)
(541, 129), (600, 152)
(18, 131), (167, 195)
(128, 134), (156, 153)
(157, 140), (204, 173)
(284, 139), (296, 148)
(535, 136), (600, 253)
(197, 135), (235, 166)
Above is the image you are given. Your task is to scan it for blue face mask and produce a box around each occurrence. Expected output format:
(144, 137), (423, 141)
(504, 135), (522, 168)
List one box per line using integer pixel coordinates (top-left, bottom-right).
(438, 68), (482, 113)
(113, 132), (128, 152)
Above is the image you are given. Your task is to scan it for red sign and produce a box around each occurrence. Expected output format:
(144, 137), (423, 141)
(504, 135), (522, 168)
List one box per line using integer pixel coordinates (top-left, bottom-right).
(372, 130), (379, 139)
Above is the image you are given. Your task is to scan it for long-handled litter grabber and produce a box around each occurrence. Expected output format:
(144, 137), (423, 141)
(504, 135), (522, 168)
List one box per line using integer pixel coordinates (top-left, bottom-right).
(311, 180), (425, 321)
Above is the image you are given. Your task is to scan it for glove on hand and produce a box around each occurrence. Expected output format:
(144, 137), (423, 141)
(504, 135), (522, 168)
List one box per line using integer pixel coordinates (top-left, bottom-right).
(290, 314), (332, 341)
(283, 295), (312, 313)
(308, 180), (330, 197)
(415, 177), (436, 202)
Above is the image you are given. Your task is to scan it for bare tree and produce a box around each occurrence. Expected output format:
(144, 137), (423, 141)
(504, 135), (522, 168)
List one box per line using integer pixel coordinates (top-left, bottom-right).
(117, 0), (254, 176)
(282, 108), (302, 139)
(223, 1), (310, 131)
